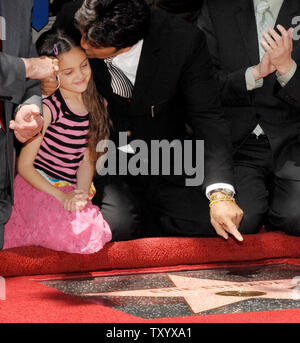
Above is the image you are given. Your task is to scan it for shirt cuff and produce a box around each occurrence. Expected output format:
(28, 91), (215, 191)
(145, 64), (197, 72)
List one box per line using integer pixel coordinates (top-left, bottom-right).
(245, 67), (264, 91)
(276, 61), (297, 87)
(205, 183), (235, 199)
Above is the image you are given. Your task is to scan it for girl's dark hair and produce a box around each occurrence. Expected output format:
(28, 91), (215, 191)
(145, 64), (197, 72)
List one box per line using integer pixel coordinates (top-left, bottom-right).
(36, 29), (111, 163)
(74, 0), (151, 49)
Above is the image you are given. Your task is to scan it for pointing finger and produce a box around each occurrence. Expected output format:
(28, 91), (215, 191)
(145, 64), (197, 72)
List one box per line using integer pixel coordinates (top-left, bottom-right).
(211, 218), (228, 240)
(223, 219), (243, 242)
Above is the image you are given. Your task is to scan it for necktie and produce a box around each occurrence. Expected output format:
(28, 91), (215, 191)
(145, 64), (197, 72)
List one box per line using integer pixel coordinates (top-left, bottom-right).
(256, 0), (272, 60)
(253, 0), (272, 137)
(32, 0), (49, 32)
(0, 39), (5, 133)
(105, 57), (133, 99)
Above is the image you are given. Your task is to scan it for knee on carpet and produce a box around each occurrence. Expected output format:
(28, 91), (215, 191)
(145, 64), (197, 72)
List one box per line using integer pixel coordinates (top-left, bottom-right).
(109, 206), (142, 242)
(238, 212), (264, 235)
(270, 210), (300, 236)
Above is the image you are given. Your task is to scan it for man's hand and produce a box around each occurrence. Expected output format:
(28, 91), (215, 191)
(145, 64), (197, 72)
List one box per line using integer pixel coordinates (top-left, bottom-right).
(252, 51), (276, 80)
(210, 199), (244, 242)
(22, 56), (59, 80)
(41, 77), (59, 96)
(261, 25), (294, 75)
(9, 104), (43, 143)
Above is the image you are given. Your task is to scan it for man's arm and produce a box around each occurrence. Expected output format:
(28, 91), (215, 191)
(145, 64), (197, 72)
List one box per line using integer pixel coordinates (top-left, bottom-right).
(0, 54), (29, 105)
(3, 0), (57, 142)
(181, 27), (244, 241)
(198, 1), (298, 108)
(265, 26), (300, 108)
(181, 28), (234, 189)
(197, 1), (252, 106)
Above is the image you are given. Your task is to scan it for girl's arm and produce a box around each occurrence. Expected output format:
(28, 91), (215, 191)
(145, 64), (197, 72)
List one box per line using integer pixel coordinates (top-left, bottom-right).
(17, 104), (68, 204)
(62, 150), (95, 212)
(76, 150), (95, 194)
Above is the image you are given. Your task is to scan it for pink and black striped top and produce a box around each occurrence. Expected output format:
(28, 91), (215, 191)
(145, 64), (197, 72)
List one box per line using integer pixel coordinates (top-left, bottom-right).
(34, 89), (89, 184)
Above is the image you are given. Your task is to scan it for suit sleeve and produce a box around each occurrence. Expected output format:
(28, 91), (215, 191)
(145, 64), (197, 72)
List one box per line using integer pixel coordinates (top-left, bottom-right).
(21, 42), (42, 111)
(0, 0), (41, 110)
(0, 54), (27, 104)
(197, 0), (252, 107)
(275, 63), (300, 108)
(181, 27), (234, 189)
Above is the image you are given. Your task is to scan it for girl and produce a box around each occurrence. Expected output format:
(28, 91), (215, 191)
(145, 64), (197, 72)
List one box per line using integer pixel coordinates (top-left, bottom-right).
(3, 31), (112, 254)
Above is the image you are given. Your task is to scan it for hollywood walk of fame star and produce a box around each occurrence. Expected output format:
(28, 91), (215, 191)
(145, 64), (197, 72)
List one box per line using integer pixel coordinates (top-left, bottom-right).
(84, 275), (300, 313)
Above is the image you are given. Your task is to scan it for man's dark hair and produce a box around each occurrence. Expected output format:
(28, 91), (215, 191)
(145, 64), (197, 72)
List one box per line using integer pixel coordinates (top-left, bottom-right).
(75, 0), (151, 49)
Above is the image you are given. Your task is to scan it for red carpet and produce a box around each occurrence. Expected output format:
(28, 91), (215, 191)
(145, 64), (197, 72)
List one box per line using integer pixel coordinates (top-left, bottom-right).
(1, 230), (300, 277)
(1, 262), (300, 323)
(1, 231), (300, 323)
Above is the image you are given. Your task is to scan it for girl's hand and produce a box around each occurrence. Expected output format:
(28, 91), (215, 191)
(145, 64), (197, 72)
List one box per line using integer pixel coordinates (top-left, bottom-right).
(72, 189), (89, 211)
(58, 191), (88, 212)
(59, 193), (75, 212)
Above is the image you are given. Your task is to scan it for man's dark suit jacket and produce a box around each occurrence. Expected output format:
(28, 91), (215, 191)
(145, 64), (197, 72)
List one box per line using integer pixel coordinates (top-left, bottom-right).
(0, 0), (41, 201)
(198, 0), (300, 180)
(53, 1), (234, 190)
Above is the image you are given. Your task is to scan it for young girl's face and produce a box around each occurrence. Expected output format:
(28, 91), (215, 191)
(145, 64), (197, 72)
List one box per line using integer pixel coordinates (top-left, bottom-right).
(58, 47), (92, 94)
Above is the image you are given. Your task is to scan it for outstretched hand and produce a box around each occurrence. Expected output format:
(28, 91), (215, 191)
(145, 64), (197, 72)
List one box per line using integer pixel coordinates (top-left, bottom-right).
(9, 104), (44, 143)
(22, 56), (59, 80)
(210, 200), (244, 242)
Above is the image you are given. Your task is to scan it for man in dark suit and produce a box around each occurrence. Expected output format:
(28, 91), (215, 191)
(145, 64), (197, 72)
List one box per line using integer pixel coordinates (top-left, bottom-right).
(51, 0), (245, 242)
(146, 0), (202, 23)
(198, 0), (300, 235)
(0, 0), (59, 249)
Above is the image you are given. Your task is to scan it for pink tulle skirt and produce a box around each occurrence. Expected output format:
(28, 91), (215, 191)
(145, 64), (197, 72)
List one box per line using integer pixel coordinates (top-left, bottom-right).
(3, 175), (112, 254)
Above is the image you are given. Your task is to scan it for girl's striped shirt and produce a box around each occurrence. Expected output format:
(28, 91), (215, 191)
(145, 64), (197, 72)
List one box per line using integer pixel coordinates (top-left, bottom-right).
(34, 89), (89, 184)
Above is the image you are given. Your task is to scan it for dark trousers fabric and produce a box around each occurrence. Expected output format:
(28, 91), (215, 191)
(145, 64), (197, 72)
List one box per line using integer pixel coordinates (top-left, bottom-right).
(93, 134), (300, 241)
(0, 132), (12, 249)
(92, 174), (215, 241)
(233, 134), (300, 236)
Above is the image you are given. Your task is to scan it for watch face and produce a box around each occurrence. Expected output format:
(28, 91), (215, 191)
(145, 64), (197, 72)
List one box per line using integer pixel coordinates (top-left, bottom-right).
(209, 189), (234, 200)
(214, 189), (232, 195)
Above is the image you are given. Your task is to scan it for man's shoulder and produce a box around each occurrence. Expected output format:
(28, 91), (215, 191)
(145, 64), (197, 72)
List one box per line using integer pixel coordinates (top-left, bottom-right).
(151, 9), (197, 31)
(203, 0), (239, 11)
(2, 0), (34, 13)
(150, 9), (203, 43)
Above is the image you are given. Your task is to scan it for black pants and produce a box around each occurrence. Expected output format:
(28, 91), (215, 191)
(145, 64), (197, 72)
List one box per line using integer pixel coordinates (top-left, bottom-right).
(233, 134), (300, 236)
(92, 174), (215, 241)
(93, 134), (300, 241)
(0, 132), (12, 249)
